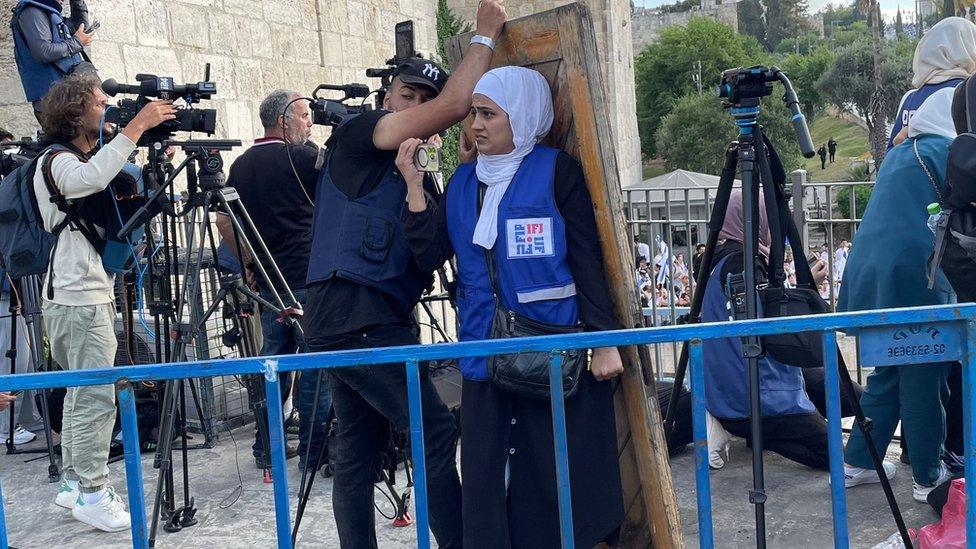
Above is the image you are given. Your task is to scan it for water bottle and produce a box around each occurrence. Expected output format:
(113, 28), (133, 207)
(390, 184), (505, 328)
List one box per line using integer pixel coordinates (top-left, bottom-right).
(927, 203), (943, 234)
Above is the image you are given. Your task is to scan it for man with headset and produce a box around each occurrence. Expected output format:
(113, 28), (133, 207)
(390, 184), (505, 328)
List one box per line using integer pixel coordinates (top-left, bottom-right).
(216, 89), (331, 474)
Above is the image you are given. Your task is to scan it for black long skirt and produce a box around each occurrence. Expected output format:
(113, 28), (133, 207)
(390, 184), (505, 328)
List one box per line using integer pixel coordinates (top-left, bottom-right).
(460, 369), (624, 549)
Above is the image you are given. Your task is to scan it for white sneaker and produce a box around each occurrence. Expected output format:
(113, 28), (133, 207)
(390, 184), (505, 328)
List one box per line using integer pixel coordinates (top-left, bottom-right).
(844, 462), (896, 488)
(913, 465), (952, 503)
(54, 479), (79, 509)
(71, 486), (131, 532)
(1, 425), (36, 445)
(706, 412), (732, 470)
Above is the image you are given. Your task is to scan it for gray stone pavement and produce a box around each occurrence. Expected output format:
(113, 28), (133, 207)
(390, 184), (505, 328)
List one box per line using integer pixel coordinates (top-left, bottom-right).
(1, 423), (939, 548)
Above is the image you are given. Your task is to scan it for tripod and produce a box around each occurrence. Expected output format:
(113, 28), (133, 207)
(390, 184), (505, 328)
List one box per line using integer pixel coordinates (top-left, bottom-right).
(118, 139), (304, 545)
(3, 275), (60, 483)
(661, 66), (911, 548)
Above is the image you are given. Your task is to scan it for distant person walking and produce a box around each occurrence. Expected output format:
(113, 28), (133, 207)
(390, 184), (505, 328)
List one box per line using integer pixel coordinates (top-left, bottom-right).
(818, 144), (827, 170)
(827, 137), (837, 162)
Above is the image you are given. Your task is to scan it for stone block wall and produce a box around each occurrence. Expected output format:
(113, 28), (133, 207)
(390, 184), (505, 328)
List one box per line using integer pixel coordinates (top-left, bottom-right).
(447, 0), (643, 189)
(0, 0), (439, 148)
(631, 3), (738, 54)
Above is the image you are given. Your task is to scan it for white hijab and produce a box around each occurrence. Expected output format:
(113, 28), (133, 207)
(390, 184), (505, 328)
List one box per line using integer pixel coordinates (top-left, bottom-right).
(912, 17), (976, 88)
(472, 67), (554, 249)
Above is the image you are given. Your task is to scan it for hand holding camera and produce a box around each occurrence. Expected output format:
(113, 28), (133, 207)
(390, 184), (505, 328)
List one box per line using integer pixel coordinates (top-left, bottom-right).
(120, 100), (178, 143)
(74, 24), (94, 46)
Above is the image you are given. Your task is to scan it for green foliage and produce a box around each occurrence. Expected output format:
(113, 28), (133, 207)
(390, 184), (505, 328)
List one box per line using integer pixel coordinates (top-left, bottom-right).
(655, 93), (803, 175)
(635, 17), (766, 157)
(817, 39), (913, 123)
(434, 0), (471, 180)
(836, 184), (872, 218)
(737, 0), (767, 46)
(781, 47), (835, 119)
(821, 3), (858, 30)
(774, 32), (827, 55)
(829, 21), (870, 47)
(765, 0), (813, 52)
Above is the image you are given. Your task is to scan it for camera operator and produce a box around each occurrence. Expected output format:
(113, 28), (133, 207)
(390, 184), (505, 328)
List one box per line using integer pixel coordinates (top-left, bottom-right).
(11, 0), (95, 122)
(301, 1), (506, 546)
(35, 73), (175, 533)
(215, 89), (330, 473)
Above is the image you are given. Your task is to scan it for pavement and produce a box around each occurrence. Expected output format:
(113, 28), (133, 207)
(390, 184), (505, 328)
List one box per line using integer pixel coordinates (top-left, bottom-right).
(0, 419), (941, 548)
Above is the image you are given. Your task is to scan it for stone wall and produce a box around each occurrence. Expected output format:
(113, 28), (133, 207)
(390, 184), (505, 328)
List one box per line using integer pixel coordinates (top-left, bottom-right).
(446, 0), (643, 189)
(631, 2), (738, 54)
(0, 0), (439, 147)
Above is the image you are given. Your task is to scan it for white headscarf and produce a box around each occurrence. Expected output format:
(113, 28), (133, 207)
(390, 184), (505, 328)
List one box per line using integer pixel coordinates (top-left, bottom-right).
(912, 17), (976, 88)
(908, 86), (958, 140)
(472, 67), (554, 249)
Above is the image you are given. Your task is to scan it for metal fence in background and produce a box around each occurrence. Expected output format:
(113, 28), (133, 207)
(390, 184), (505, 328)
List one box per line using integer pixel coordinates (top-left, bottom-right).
(623, 170), (875, 382)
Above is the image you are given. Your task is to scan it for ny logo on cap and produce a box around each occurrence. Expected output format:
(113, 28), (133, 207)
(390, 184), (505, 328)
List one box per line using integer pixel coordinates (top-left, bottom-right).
(422, 63), (440, 81)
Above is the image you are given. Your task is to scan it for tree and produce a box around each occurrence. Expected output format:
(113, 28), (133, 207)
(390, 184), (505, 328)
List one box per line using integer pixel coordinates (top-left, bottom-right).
(781, 47), (835, 120)
(817, 39), (913, 166)
(655, 93), (803, 175)
(765, 0), (812, 52)
(434, 0), (471, 179)
(738, 0), (767, 47)
(635, 18), (765, 157)
(865, 0), (888, 166)
(895, 7), (904, 37)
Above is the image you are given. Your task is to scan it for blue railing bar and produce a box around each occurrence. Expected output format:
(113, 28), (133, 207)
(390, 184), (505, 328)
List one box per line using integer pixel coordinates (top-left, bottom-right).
(822, 332), (849, 549)
(2, 305), (974, 394)
(118, 382), (149, 549)
(263, 362), (293, 549)
(548, 352), (575, 549)
(689, 339), (713, 549)
(0, 474), (7, 549)
(965, 321), (976, 548)
(405, 359), (430, 549)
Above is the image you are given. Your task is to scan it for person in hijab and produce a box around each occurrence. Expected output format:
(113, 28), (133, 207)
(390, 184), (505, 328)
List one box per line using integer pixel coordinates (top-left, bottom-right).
(840, 85), (956, 502)
(700, 190), (866, 471)
(401, 66), (624, 548)
(888, 16), (976, 149)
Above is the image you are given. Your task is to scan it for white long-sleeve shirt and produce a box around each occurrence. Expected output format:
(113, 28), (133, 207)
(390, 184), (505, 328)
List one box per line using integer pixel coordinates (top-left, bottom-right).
(33, 134), (136, 306)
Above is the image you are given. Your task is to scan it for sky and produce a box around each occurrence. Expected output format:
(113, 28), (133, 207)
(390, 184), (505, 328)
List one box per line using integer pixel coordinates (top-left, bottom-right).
(633, 0), (920, 21)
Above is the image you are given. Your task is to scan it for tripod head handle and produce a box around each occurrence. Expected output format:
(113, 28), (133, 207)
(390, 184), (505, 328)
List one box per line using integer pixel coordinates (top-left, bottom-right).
(772, 68), (816, 159)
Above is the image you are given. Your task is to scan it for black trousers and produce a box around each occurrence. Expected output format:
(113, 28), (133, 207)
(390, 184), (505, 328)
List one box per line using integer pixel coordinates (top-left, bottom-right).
(311, 323), (462, 549)
(662, 368), (863, 470)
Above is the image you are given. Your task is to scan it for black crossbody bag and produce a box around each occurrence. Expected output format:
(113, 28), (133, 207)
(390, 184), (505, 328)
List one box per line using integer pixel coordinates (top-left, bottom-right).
(478, 187), (587, 400)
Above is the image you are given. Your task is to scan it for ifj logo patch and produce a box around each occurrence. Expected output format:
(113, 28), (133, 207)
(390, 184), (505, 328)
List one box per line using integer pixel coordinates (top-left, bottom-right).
(507, 217), (555, 259)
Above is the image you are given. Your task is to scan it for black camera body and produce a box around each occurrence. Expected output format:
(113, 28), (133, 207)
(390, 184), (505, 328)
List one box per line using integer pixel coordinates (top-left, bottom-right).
(717, 66), (777, 104)
(310, 83), (372, 127)
(102, 68), (218, 145)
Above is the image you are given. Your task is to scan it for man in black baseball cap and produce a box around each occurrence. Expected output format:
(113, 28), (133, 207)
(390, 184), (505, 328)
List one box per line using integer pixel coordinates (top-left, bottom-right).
(391, 57), (449, 96)
(303, 1), (507, 546)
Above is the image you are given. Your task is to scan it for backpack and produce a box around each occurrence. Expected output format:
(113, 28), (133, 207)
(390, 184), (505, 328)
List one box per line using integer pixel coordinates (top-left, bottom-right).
(928, 76), (976, 301)
(0, 144), (146, 296)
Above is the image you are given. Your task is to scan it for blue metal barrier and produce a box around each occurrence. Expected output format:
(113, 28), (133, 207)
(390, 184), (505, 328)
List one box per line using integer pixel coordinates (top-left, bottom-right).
(0, 304), (974, 548)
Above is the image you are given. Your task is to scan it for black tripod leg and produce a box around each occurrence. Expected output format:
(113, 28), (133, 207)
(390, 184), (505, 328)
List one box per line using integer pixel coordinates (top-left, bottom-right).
(292, 371), (332, 546)
(176, 381), (198, 527)
(836, 351), (912, 546)
(663, 145), (739, 442)
(5, 297), (17, 454)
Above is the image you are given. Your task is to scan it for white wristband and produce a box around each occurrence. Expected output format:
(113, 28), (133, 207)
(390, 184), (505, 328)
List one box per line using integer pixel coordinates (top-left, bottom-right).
(470, 34), (496, 51)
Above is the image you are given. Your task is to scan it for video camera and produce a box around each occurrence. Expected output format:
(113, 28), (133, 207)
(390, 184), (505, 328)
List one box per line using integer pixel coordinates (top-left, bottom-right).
(102, 65), (218, 145)
(309, 20), (417, 128)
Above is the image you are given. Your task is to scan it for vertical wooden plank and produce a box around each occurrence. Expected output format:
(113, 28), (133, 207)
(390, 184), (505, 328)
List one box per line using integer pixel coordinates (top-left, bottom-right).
(445, 4), (682, 547)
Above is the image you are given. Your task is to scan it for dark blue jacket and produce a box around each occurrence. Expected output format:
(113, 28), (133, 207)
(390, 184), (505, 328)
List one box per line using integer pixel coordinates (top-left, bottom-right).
(11, 0), (83, 102)
(447, 145), (579, 380)
(305, 141), (429, 314)
(702, 255), (817, 419)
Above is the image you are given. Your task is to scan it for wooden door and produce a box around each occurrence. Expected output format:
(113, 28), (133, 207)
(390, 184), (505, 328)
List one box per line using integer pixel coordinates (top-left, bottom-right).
(446, 4), (682, 547)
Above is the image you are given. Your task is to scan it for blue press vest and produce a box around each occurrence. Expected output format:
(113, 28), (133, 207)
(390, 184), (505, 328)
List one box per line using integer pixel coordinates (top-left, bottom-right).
(305, 127), (429, 313)
(447, 145), (579, 380)
(888, 79), (963, 149)
(701, 255), (817, 420)
(11, 0), (82, 102)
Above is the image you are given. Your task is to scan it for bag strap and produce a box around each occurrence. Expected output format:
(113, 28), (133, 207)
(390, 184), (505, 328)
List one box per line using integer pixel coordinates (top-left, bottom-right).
(913, 138), (946, 205)
(477, 184), (503, 306)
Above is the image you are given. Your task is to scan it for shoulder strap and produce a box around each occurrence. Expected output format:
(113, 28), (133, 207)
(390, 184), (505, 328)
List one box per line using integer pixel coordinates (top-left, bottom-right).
(478, 184), (503, 306)
(41, 149), (106, 253)
(912, 138), (946, 205)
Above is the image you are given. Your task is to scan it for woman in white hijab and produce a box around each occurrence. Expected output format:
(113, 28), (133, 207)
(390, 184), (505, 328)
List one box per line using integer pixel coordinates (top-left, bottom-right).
(889, 16), (976, 148)
(399, 66), (625, 548)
